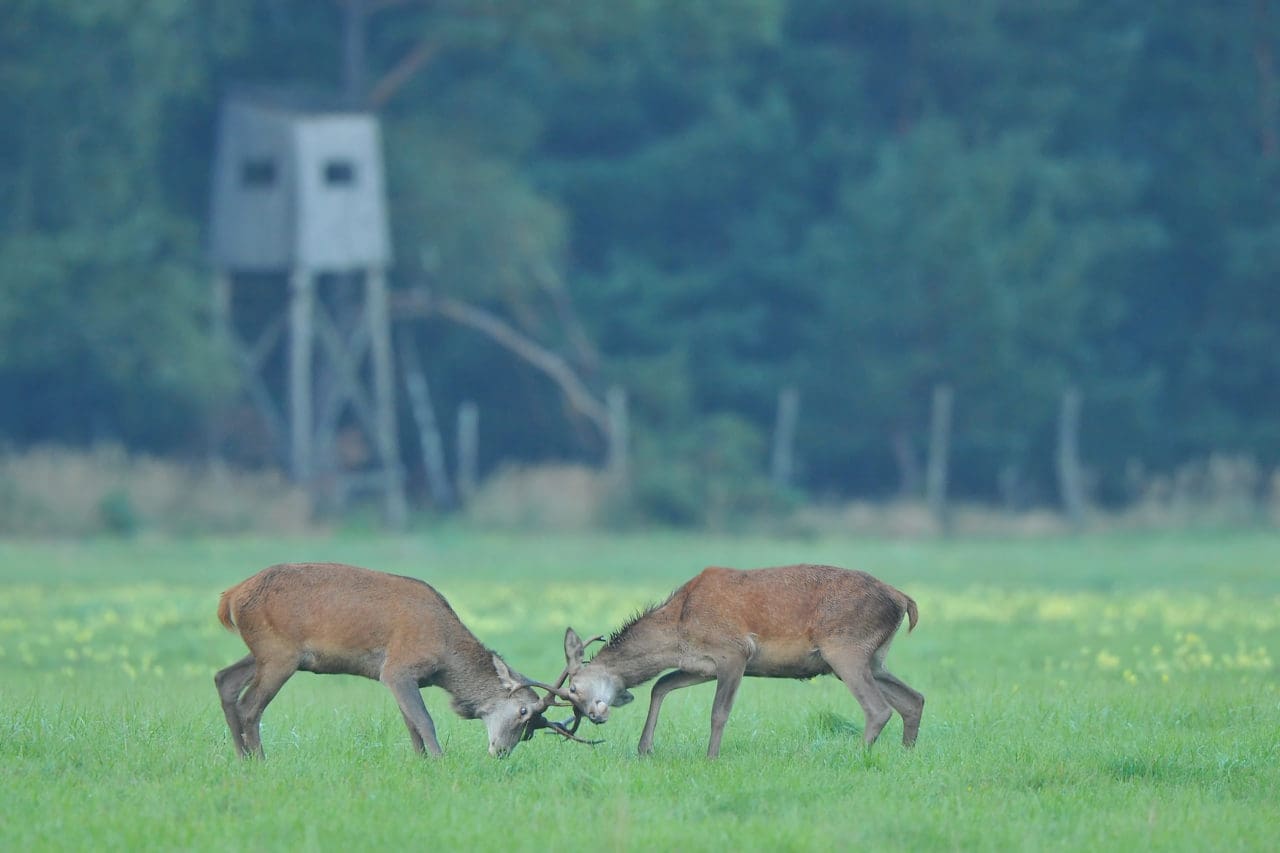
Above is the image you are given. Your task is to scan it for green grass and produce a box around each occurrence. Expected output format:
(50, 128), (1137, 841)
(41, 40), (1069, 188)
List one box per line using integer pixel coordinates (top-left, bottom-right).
(2, 529), (1278, 850)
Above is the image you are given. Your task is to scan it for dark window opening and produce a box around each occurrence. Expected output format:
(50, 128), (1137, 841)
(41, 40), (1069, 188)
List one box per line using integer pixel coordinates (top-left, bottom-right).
(324, 160), (357, 186)
(241, 158), (277, 188)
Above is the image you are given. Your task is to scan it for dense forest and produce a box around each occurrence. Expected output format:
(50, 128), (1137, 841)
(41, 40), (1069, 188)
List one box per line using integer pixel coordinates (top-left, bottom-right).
(2, 1), (1278, 521)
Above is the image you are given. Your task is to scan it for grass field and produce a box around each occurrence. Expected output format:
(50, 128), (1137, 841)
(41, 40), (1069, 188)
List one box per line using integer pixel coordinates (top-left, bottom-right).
(1, 529), (1278, 850)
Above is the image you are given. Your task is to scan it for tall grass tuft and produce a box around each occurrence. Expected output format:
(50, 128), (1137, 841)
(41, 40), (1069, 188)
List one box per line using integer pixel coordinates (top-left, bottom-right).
(1121, 453), (1277, 528)
(0, 444), (312, 537)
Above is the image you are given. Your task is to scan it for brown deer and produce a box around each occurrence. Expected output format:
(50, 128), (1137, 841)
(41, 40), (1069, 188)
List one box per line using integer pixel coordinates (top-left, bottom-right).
(214, 562), (587, 759)
(537, 564), (923, 758)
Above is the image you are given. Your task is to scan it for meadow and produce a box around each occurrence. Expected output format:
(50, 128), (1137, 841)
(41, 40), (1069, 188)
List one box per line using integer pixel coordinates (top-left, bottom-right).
(1, 529), (1277, 851)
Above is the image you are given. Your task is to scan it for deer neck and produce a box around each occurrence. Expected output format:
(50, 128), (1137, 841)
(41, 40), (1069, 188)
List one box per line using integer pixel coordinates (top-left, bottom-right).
(439, 635), (502, 719)
(594, 609), (681, 687)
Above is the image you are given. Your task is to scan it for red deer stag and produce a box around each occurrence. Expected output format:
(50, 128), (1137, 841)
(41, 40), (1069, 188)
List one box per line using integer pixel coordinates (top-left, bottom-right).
(538, 564), (922, 758)
(214, 562), (587, 759)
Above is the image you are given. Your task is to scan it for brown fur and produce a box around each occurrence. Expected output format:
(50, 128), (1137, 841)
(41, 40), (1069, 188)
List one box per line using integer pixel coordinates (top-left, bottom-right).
(213, 562), (543, 759)
(565, 563), (923, 758)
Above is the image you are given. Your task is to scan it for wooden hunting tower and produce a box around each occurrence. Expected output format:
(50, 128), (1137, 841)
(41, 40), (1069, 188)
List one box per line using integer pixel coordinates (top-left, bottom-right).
(210, 90), (404, 523)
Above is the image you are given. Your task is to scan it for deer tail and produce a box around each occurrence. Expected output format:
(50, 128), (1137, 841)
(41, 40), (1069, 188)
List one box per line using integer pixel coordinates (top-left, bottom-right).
(902, 594), (919, 633)
(217, 587), (238, 633)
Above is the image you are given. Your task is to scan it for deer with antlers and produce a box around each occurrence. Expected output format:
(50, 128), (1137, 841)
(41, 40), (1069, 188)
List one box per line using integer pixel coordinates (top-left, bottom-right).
(214, 562), (592, 759)
(535, 564), (923, 758)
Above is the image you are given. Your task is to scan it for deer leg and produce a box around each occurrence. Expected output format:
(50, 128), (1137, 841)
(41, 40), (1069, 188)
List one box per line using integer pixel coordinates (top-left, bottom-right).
(236, 659), (297, 759)
(821, 644), (894, 748)
(873, 669), (924, 747)
(706, 666), (746, 759)
(214, 655), (256, 757)
(382, 675), (442, 757)
(637, 670), (713, 756)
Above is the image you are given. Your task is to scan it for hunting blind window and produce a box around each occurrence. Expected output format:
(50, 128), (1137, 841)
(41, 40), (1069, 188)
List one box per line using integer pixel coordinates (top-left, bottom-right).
(241, 158), (276, 188)
(324, 159), (356, 186)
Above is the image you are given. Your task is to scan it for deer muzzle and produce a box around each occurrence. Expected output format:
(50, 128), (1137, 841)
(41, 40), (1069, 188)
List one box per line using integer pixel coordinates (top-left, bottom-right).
(587, 699), (610, 724)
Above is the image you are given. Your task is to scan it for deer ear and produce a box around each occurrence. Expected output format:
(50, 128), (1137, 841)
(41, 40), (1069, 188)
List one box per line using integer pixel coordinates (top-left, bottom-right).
(491, 654), (522, 693)
(611, 689), (634, 707)
(564, 627), (585, 673)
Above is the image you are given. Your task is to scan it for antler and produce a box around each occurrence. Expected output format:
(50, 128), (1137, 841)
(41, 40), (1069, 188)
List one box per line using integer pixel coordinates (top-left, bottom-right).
(524, 632), (608, 735)
(525, 634), (603, 706)
(523, 670), (601, 745)
(523, 674), (589, 735)
(527, 715), (604, 746)
(521, 666), (575, 746)
(525, 677), (573, 704)
(525, 665), (574, 707)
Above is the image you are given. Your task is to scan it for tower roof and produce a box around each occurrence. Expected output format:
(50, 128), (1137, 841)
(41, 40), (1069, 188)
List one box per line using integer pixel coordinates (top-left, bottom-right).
(209, 88), (392, 271)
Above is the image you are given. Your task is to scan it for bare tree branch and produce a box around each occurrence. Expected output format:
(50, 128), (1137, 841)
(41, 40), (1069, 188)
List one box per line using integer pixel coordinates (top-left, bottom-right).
(531, 258), (600, 373)
(369, 38), (441, 108)
(393, 288), (610, 434)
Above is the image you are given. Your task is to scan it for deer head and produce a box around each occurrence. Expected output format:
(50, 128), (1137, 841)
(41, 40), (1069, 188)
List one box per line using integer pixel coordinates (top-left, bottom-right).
(530, 628), (631, 726)
(502, 654), (604, 747)
(485, 656), (553, 756)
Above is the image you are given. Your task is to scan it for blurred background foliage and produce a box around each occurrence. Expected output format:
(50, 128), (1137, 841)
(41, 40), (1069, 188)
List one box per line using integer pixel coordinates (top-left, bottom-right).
(2, 0), (1279, 526)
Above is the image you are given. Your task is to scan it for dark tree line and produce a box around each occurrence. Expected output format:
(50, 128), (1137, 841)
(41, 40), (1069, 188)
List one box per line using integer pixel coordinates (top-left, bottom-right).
(2, 1), (1278, 520)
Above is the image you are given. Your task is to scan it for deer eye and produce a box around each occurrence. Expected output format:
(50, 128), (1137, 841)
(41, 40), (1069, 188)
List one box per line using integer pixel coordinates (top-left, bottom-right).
(568, 685), (577, 694)
(519, 706), (528, 717)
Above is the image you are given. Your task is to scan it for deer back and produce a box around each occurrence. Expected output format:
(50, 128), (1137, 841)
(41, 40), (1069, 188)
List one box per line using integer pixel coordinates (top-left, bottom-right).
(677, 564), (912, 648)
(220, 562), (476, 678)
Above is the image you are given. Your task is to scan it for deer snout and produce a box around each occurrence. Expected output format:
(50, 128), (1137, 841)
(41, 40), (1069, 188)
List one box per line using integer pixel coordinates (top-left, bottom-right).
(588, 699), (610, 724)
(489, 741), (512, 759)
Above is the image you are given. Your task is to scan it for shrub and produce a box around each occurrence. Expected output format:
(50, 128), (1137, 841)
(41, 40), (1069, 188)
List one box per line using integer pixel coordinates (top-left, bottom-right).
(625, 414), (787, 529)
(465, 463), (608, 530)
(97, 489), (140, 537)
(462, 416), (791, 531)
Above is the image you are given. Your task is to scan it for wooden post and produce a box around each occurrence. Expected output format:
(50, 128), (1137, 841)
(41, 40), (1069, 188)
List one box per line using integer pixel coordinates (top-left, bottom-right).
(367, 269), (406, 528)
(212, 270), (289, 462)
(288, 268), (314, 483)
(212, 271), (232, 340)
(1057, 387), (1086, 528)
(342, 0), (368, 106)
(208, 271), (233, 464)
(771, 386), (800, 489)
(396, 329), (454, 509)
(457, 401), (479, 505)
(605, 386), (629, 489)
(925, 384), (953, 528)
